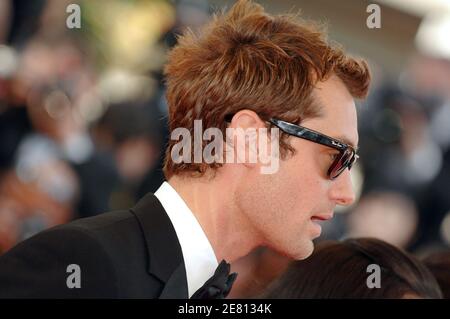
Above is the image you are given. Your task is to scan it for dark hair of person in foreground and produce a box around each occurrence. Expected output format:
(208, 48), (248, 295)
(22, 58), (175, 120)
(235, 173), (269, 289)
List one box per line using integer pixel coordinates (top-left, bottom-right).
(262, 238), (443, 299)
(423, 250), (450, 299)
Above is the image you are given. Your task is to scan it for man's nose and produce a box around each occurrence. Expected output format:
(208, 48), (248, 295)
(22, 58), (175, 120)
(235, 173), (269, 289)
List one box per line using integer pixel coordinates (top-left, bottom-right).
(329, 169), (356, 206)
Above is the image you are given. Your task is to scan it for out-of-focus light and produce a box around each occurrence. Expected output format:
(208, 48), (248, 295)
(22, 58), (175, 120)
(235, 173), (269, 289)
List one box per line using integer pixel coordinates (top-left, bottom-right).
(44, 90), (71, 120)
(416, 12), (450, 60)
(347, 192), (419, 248)
(76, 91), (105, 124)
(378, 0), (450, 17)
(14, 135), (79, 203)
(0, 45), (18, 77)
(98, 69), (156, 105)
(378, 0), (450, 59)
(440, 211), (450, 245)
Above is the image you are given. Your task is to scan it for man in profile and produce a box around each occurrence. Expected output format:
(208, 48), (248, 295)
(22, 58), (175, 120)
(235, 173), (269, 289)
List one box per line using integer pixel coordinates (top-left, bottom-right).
(0, 0), (370, 298)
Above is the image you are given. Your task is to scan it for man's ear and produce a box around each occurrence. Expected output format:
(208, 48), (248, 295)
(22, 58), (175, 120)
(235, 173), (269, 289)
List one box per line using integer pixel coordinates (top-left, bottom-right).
(228, 110), (266, 130)
(227, 110), (266, 167)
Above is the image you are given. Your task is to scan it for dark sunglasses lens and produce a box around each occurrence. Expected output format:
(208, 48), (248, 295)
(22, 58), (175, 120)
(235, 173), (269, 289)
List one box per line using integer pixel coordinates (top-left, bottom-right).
(328, 149), (353, 179)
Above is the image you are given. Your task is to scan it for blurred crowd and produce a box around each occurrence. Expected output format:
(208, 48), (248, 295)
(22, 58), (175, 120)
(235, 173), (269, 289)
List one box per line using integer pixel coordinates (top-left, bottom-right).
(0, 0), (185, 253)
(0, 0), (449, 298)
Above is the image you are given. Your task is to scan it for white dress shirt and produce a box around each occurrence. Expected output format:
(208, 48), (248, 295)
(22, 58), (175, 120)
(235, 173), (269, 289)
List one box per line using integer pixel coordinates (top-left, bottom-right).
(154, 182), (219, 297)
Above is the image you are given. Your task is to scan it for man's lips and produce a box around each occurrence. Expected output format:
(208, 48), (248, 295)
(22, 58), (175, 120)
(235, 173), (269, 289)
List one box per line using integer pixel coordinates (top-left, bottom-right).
(311, 213), (334, 221)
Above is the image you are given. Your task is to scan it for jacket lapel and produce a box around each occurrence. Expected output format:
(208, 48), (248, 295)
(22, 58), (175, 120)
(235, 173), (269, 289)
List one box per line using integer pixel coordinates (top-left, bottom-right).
(130, 192), (188, 299)
(159, 262), (189, 299)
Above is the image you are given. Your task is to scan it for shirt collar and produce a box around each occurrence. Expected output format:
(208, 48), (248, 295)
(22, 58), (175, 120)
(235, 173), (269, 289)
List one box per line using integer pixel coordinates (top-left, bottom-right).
(154, 181), (218, 297)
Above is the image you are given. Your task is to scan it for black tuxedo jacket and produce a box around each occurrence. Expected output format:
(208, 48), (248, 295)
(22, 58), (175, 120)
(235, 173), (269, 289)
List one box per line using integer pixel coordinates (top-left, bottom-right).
(0, 193), (189, 298)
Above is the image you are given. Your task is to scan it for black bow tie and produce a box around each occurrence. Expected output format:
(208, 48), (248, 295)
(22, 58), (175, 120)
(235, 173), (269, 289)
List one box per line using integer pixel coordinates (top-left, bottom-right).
(190, 260), (238, 299)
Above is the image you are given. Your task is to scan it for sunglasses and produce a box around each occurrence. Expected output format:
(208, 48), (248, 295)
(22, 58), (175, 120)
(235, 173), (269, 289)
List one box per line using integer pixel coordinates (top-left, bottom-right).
(268, 118), (359, 180)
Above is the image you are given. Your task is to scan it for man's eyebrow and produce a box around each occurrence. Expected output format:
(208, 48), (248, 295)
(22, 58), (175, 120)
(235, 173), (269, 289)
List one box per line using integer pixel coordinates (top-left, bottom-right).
(334, 135), (359, 151)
